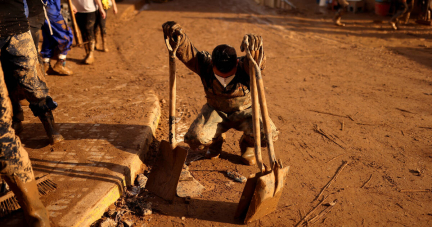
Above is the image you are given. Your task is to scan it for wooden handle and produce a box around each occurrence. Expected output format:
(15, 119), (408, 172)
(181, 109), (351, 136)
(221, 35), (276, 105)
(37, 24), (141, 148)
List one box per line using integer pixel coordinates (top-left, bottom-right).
(165, 38), (180, 149)
(245, 45), (277, 169)
(67, 0), (82, 45)
(249, 56), (264, 173)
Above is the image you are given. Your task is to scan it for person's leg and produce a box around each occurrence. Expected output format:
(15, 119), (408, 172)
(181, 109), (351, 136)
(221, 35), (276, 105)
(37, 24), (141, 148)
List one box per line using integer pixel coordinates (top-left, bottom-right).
(41, 21), (57, 75)
(84, 12), (97, 64)
(3, 31), (64, 145)
(402, 0), (415, 24)
(100, 9), (108, 52)
(334, 0), (349, 26)
(49, 18), (74, 75)
(28, 12), (46, 54)
(0, 36), (50, 227)
(184, 104), (227, 159)
(76, 12), (90, 55)
(232, 107), (279, 165)
(390, 0), (408, 30)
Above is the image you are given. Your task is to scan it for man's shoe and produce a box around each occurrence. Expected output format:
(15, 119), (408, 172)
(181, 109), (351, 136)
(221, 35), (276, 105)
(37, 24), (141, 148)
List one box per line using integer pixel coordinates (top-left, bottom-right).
(240, 147), (256, 166)
(38, 110), (64, 145)
(84, 41), (95, 64)
(102, 36), (109, 52)
(3, 175), (50, 227)
(334, 17), (345, 27)
(53, 59), (73, 75)
(390, 21), (398, 30)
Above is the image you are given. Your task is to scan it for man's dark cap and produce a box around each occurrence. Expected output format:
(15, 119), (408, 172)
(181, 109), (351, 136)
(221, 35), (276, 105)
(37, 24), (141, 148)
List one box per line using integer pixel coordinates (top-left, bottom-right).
(212, 44), (237, 73)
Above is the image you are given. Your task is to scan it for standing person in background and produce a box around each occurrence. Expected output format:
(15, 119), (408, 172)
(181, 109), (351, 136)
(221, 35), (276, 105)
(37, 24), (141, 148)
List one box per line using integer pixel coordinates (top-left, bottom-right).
(71, 0), (106, 64)
(95, 0), (118, 52)
(390, 0), (414, 30)
(41, 0), (74, 75)
(333, 0), (349, 26)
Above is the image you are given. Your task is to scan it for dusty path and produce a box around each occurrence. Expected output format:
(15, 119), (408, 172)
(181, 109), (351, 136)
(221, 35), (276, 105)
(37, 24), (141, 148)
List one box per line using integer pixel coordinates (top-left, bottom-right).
(2, 0), (432, 226)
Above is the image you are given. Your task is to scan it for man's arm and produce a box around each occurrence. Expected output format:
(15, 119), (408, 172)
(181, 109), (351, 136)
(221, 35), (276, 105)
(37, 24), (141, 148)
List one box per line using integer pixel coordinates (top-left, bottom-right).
(240, 34), (266, 75)
(162, 21), (210, 76)
(94, 0), (106, 19)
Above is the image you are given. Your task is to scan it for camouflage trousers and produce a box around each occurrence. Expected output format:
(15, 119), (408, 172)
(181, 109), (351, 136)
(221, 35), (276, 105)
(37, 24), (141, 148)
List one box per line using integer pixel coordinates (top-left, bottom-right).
(0, 31), (50, 183)
(184, 103), (279, 149)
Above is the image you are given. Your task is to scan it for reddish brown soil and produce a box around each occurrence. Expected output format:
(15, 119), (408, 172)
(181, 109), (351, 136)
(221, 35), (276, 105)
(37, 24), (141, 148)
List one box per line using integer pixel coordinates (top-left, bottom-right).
(5, 0), (432, 226)
(100, 0), (432, 226)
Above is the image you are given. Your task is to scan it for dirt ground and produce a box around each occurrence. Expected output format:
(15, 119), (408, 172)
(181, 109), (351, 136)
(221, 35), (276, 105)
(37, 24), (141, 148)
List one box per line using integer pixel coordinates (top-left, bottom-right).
(4, 0), (432, 226)
(85, 0), (432, 226)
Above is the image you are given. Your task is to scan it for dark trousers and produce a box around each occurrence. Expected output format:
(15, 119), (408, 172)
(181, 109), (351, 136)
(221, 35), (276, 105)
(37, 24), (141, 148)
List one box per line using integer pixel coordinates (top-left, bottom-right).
(76, 12), (97, 42)
(28, 12), (45, 53)
(95, 9), (108, 36)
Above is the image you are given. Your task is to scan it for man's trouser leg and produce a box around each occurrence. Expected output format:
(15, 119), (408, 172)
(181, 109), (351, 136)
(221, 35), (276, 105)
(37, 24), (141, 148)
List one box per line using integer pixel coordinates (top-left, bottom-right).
(231, 107), (279, 166)
(2, 31), (63, 145)
(0, 33), (50, 227)
(184, 104), (227, 159)
(334, 0), (349, 26)
(391, 0), (408, 29)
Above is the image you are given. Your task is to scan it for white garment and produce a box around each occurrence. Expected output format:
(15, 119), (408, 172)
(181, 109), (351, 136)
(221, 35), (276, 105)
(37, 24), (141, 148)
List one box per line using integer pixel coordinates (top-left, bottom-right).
(215, 73), (236, 88)
(72, 0), (97, 13)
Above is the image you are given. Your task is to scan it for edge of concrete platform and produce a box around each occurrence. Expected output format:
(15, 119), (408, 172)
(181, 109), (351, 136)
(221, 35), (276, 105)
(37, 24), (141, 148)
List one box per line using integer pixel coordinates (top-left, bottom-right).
(62, 90), (160, 227)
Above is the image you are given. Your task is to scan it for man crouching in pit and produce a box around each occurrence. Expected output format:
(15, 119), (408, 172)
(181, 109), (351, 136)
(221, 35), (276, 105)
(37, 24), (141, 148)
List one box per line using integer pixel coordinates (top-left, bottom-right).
(162, 21), (279, 166)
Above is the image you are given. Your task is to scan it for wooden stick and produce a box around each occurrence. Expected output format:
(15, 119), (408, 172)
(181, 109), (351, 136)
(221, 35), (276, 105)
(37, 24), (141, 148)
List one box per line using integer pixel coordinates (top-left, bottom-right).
(309, 199), (337, 224)
(295, 195), (329, 227)
(309, 110), (355, 121)
(325, 154), (343, 164)
(361, 174), (372, 188)
(314, 161), (348, 201)
(313, 125), (345, 150)
(400, 189), (431, 192)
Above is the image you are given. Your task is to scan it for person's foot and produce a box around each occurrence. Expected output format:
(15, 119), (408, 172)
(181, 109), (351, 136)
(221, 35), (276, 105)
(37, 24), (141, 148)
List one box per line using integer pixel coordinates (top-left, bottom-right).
(85, 41), (96, 64)
(334, 17), (345, 27)
(53, 59), (73, 75)
(240, 147), (256, 166)
(390, 21), (398, 30)
(39, 110), (64, 145)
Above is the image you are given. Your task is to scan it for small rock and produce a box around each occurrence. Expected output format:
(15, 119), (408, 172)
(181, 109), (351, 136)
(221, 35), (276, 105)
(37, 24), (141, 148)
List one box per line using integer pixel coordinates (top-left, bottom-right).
(123, 219), (134, 227)
(127, 186), (140, 197)
(226, 171), (247, 183)
(181, 216), (186, 221)
(84, 88), (89, 91)
(99, 218), (116, 227)
(140, 202), (152, 216)
(160, 99), (167, 104)
(136, 174), (148, 188)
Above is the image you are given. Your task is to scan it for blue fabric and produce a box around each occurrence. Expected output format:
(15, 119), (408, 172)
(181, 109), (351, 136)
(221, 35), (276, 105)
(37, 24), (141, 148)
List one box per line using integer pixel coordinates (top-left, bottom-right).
(24, 0), (29, 18)
(40, 0), (73, 58)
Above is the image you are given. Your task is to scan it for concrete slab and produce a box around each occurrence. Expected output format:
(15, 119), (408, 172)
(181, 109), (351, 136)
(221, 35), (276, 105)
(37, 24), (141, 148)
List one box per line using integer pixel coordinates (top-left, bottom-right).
(2, 90), (160, 227)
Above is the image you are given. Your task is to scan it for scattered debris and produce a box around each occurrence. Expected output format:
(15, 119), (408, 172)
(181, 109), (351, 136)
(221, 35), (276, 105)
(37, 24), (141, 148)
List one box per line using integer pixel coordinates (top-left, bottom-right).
(142, 203), (152, 216)
(396, 108), (414, 114)
(309, 110), (355, 121)
(295, 195), (329, 227)
(400, 189), (431, 192)
(177, 169), (205, 197)
(99, 218), (116, 227)
(314, 161), (349, 201)
(313, 125), (346, 150)
(409, 169), (422, 176)
(226, 171), (247, 183)
(361, 174), (373, 188)
(136, 174), (148, 188)
(126, 186), (140, 197)
(309, 199), (338, 224)
(123, 219), (134, 227)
